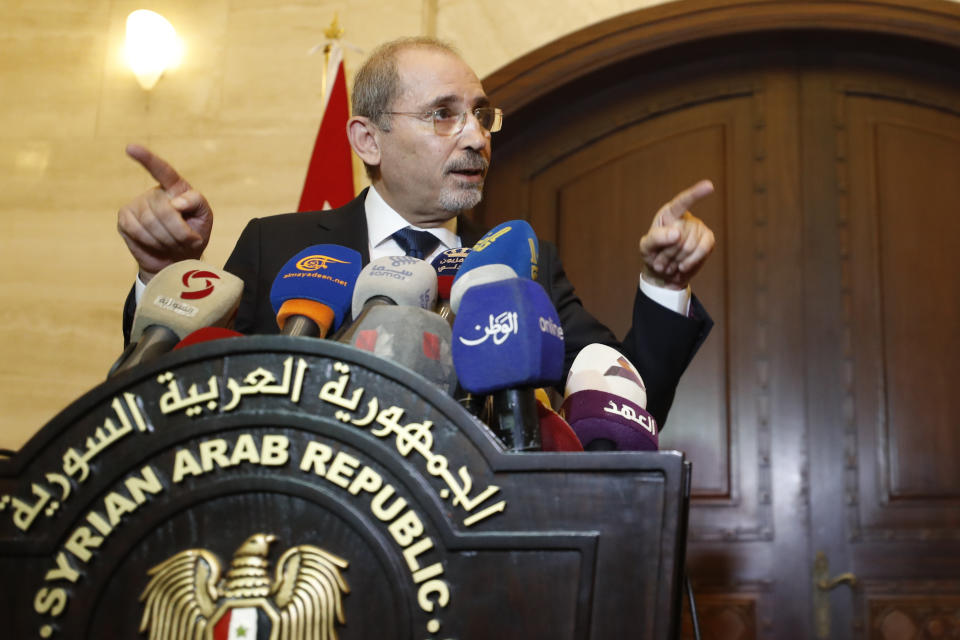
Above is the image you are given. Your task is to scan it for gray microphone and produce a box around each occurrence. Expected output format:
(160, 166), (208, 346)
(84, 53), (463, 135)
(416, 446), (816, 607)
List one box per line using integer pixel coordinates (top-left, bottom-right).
(334, 256), (438, 343)
(346, 305), (457, 395)
(109, 261), (243, 377)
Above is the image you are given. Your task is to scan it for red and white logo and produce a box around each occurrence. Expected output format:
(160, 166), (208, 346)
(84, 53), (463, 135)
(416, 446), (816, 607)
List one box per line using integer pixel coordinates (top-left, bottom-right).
(180, 269), (220, 300)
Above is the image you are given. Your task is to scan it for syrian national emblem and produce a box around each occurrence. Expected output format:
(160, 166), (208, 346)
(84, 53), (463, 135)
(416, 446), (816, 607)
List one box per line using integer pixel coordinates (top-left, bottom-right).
(139, 533), (349, 640)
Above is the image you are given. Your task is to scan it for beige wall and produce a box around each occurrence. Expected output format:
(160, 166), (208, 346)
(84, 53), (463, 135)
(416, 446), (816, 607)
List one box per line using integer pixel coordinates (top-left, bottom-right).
(0, 0), (673, 450)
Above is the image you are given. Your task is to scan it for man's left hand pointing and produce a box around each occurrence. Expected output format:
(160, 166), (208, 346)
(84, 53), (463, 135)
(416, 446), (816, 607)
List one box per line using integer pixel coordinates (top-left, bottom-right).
(639, 179), (716, 290)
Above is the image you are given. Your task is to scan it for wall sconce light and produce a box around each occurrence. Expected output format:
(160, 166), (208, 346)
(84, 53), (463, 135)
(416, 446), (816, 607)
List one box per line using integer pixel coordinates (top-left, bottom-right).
(124, 10), (183, 90)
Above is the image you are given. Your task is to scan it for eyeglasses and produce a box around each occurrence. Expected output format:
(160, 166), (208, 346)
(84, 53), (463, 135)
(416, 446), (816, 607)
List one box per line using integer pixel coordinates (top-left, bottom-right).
(381, 107), (503, 136)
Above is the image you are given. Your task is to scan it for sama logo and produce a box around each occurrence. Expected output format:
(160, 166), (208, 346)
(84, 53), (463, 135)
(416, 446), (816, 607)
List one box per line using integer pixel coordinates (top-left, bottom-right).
(296, 255), (352, 271)
(180, 269), (220, 300)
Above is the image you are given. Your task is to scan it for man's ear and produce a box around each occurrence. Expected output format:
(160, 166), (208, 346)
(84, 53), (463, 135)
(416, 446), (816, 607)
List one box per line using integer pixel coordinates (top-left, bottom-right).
(347, 116), (381, 168)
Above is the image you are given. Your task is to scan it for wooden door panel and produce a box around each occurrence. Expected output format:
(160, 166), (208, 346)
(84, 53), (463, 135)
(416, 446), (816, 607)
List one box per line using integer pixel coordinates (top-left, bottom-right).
(483, 66), (805, 637)
(530, 116), (732, 498)
(843, 93), (960, 537)
(523, 91), (776, 540)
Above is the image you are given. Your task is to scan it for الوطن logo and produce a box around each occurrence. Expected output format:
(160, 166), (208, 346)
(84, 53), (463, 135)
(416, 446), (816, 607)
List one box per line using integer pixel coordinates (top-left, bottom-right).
(180, 270), (221, 300)
(139, 533), (349, 640)
(296, 255), (351, 271)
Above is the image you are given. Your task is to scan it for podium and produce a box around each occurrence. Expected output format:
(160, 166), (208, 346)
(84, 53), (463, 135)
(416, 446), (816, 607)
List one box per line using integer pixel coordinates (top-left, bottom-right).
(0, 337), (689, 639)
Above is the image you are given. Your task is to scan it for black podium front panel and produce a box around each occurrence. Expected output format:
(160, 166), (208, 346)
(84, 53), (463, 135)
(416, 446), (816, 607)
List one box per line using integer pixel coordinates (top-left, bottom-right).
(0, 337), (687, 639)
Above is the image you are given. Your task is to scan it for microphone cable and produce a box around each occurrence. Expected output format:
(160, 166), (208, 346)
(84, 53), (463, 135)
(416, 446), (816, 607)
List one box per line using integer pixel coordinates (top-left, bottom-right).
(685, 570), (701, 640)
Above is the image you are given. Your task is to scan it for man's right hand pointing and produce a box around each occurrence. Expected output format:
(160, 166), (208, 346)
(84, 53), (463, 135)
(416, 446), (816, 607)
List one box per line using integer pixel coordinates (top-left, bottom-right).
(116, 144), (213, 283)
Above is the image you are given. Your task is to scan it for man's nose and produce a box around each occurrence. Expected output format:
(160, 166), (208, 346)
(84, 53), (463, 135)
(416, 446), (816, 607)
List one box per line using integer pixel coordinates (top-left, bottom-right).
(458, 111), (491, 152)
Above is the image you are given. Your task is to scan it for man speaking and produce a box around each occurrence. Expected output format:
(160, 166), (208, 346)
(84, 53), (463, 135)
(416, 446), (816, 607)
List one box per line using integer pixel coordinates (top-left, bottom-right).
(116, 37), (715, 427)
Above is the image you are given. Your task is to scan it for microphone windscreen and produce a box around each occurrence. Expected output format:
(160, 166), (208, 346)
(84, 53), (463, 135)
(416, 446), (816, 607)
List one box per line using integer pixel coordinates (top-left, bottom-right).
(456, 219), (539, 281)
(269, 245), (362, 332)
(560, 389), (659, 451)
(452, 278), (564, 394)
(351, 256), (437, 319)
(173, 327), (244, 350)
(449, 263), (518, 315)
(536, 396), (584, 452)
(132, 260), (243, 342)
(431, 247), (472, 300)
(347, 305), (457, 395)
(565, 343), (648, 409)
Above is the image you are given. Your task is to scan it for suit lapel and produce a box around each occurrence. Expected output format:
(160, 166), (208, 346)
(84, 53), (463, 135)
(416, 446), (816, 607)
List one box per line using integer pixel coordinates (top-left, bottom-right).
(310, 189), (371, 264)
(458, 213), (487, 247)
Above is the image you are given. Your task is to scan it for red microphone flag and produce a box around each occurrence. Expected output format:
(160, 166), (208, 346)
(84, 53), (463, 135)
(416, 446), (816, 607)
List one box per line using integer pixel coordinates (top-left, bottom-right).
(298, 45), (354, 212)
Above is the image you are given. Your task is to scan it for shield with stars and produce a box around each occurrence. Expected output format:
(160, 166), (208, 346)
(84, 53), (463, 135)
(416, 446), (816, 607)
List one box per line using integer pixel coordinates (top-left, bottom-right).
(209, 601), (276, 640)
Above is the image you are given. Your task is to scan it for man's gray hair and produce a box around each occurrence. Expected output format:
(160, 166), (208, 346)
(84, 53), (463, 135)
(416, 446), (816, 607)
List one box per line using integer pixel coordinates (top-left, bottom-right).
(351, 36), (461, 178)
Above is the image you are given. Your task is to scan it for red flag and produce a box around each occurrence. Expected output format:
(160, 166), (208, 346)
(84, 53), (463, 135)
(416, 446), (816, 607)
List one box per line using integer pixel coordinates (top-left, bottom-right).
(298, 44), (354, 212)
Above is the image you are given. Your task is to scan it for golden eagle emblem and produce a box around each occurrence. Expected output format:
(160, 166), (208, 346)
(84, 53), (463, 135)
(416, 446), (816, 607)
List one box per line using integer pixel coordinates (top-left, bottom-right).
(139, 533), (349, 640)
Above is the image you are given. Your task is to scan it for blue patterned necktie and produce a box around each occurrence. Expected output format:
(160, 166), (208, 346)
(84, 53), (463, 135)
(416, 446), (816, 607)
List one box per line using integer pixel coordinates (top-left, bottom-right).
(392, 228), (440, 260)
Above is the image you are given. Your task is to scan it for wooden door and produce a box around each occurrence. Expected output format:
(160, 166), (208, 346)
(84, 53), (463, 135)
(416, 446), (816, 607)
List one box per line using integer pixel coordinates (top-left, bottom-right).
(478, 5), (960, 637)
(802, 59), (960, 638)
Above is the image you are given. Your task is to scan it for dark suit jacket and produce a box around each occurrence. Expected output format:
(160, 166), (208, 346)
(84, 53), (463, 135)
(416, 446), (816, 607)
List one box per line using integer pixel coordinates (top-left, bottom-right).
(124, 191), (712, 426)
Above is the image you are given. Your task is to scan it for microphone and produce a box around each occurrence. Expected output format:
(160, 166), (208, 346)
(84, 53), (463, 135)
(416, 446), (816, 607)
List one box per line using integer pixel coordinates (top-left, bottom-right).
(109, 260), (243, 377)
(449, 219), (539, 314)
(334, 256), (437, 343)
(457, 219), (539, 280)
(560, 344), (658, 451)
(452, 278), (565, 450)
(535, 389), (583, 452)
(173, 327), (244, 350)
(431, 247), (472, 323)
(565, 343), (648, 409)
(449, 264), (518, 315)
(269, 245), (361, 338)
(346, 305), (457, 395)
(351, 256), (437, 317)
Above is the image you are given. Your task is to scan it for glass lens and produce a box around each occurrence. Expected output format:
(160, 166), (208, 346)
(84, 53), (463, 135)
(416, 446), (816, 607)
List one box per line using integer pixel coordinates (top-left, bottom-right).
(432, 110), (461, 135)
(475, 108), (502, 133)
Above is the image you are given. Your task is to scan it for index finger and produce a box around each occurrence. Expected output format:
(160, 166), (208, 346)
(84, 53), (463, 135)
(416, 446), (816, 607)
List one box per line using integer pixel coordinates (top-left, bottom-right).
(126, 143), (184, 193)
(659, 179), (715, 225)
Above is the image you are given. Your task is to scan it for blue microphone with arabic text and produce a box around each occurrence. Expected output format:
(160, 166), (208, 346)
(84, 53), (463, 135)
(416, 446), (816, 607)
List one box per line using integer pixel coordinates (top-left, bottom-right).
(449, 264), (518, 315)
(269, 244), (362, 338)
(452, 277), (564, 450)
(456, 219), (538, 280)
(449, 219), (538, 314)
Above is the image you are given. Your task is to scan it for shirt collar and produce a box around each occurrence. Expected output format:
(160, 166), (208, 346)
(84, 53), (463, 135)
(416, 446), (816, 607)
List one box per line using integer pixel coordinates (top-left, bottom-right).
(364, 185), (459, 254)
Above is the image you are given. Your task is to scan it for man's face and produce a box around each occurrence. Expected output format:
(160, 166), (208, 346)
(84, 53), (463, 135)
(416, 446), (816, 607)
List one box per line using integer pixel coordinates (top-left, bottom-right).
(374, 47), (492, 227)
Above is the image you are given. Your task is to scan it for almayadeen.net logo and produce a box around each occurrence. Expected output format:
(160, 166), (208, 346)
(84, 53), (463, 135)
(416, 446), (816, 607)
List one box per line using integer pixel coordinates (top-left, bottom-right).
(296, 255), (351, 271)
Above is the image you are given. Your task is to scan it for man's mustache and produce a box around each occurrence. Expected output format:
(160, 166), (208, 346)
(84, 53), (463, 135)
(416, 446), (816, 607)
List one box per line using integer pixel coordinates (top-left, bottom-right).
(444, 152), (489, 176)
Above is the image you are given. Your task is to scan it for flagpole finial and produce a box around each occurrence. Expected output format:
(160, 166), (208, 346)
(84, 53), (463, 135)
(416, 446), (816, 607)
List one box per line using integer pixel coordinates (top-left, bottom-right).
(324, 13), (344, 41)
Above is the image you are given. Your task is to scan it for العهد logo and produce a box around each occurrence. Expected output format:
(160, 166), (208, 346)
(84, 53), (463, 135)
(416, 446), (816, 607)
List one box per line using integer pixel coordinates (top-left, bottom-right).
(139, 533), (349, 640)
(296, 255), (352, 271)
(180, 270), (221, 300)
